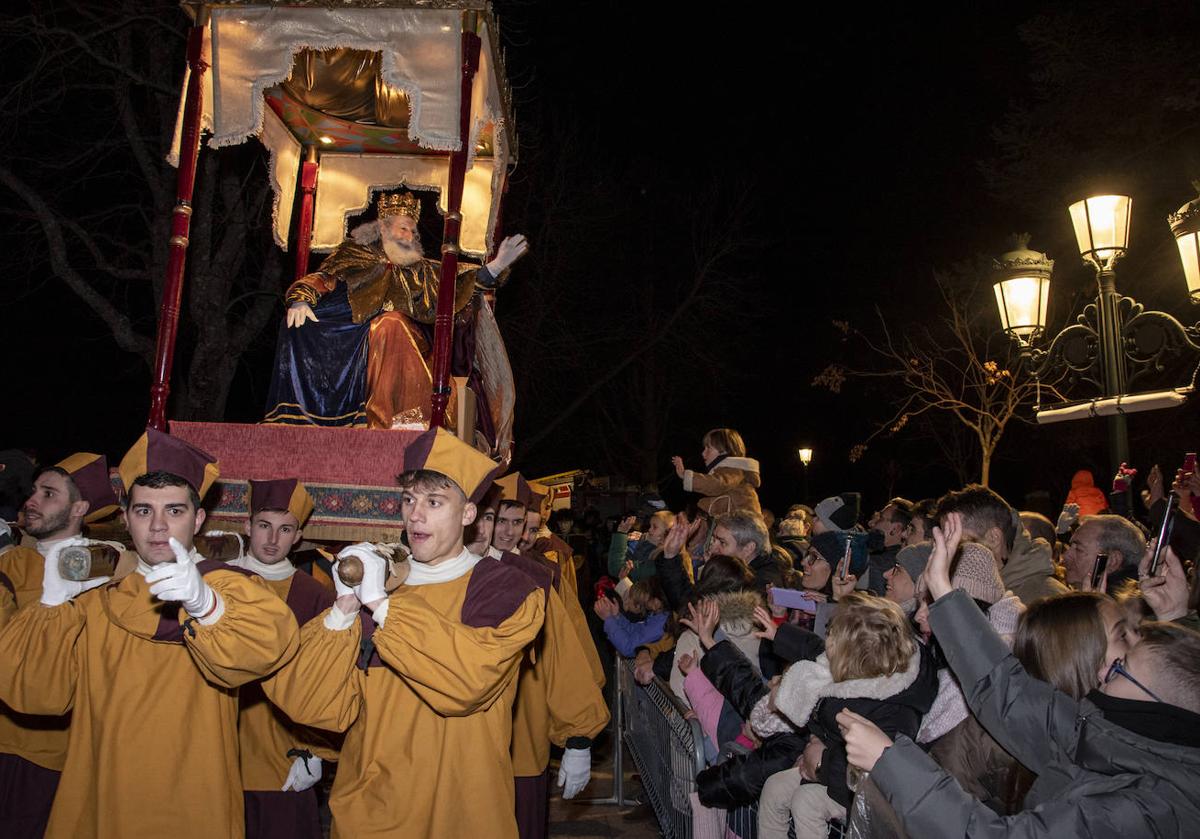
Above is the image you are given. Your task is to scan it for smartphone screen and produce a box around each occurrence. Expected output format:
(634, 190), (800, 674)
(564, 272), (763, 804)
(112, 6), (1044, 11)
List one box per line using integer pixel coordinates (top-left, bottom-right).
(836, 537), (853, 580)
(1148, 494), (1179, 577)
(769, 587), (818, 613)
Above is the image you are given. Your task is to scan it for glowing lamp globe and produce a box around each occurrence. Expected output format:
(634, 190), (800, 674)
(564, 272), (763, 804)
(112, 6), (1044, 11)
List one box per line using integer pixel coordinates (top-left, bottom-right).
(1069, 195), (1131, 269)
(1168, 189), (1200, 304)
(798, 447), (813, 466)
(992, 238), (1054, 343)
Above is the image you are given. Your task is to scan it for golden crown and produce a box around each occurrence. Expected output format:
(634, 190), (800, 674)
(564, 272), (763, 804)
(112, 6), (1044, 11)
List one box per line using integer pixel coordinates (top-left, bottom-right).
(378, 191), (421, 221)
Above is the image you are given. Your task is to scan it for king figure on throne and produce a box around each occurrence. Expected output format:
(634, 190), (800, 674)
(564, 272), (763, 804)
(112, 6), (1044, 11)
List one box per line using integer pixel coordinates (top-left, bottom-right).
(264, 191), (527, 442)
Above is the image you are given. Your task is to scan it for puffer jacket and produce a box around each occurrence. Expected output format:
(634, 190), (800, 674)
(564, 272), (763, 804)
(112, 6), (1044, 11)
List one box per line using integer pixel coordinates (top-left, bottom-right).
(694, 637), (805, 808)
(1003, 512), (1068, 606)
(872, 589), (1200, 837)
(683, 455), (763, 517)
(1065, 469), (1109, 517)
(775, 643), (937, 807)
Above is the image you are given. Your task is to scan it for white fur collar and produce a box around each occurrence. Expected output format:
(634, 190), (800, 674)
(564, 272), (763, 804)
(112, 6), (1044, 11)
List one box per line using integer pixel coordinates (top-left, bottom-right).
(712, 456), (760, 475)
(775, 648), (921, 729)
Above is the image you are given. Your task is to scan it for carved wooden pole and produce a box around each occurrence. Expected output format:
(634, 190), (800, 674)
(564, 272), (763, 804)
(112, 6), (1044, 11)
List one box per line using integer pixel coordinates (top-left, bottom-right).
(147, 7), (210, 431)
(429, 11), (482, 429)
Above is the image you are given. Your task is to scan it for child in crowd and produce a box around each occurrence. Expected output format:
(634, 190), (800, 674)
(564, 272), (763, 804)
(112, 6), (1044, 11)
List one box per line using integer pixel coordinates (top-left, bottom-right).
(672, 427), (763, 517)
(595, 577), (669, 657)
(607, 509), (673, 582)
(759, 592), (936, 838)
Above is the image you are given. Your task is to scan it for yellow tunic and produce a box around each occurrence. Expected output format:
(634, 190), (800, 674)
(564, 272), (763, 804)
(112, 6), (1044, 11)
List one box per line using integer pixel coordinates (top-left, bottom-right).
(0, 545), (70, 772)
(0, 565), (300, 839)
(238, 572), (339, 791)
(510, 581), (609, 776)
(532, 541), (606, 689)
(265, 557), (544, 839)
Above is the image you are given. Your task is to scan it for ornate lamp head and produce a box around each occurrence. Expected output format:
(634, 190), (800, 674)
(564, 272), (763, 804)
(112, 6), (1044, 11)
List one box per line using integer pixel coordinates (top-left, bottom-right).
(1168, 180), (1200, 304)
(993, 234), (1054, 345)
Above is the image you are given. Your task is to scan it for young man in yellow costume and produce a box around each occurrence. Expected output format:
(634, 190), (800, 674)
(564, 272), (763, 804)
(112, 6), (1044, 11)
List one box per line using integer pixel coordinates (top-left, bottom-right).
(227, 478), (337, 839)
(486, 478), (609, 839)
(0, 429), (300, 839)
(264, 428), (545, 838)
(0, 452), (119, 837)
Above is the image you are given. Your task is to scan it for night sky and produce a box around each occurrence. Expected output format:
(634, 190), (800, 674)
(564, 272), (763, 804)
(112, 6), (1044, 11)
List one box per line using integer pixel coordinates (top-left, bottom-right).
(4, 0), (1200, 518)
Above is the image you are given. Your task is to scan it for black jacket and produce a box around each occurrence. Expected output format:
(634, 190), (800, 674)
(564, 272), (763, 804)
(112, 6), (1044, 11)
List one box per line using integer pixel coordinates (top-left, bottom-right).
(775, 641), (937, 807)
(694, 638), (805, 808)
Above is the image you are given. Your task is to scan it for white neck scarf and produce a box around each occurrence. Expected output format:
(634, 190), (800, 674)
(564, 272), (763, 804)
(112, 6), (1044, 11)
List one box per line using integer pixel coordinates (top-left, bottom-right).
(231, 554), (296, 581)
(36, 536), (71, 556)
(406, 547), (481, 586)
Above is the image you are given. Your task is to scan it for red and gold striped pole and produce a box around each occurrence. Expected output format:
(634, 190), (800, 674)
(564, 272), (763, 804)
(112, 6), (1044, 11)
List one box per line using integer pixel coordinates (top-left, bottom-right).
(429, 10), (482, 430)
(147, 7), (210, 432)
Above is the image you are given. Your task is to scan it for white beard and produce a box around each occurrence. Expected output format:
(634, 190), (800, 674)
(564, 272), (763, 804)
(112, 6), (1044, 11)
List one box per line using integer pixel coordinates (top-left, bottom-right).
(382, 238), (424, 267)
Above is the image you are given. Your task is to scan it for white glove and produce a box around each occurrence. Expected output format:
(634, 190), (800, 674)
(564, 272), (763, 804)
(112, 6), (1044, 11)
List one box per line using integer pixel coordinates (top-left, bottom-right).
(337, 543), (389, 606)
(41, 537), (110, 607)
(281, 754), (322, 792)
(485, 233), (529, 276)
(146, 537), (218, 619)
(286, 302), (319, 328)
(556, 747), (591, 799)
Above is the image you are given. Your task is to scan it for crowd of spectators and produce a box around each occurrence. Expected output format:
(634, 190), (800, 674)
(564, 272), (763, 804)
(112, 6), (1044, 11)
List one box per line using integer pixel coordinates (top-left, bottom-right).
(570, 427), (1200, 838)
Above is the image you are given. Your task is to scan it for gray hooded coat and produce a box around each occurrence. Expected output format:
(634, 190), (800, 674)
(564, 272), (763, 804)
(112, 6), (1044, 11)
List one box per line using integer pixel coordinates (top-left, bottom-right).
(870, 589), (1200, 837)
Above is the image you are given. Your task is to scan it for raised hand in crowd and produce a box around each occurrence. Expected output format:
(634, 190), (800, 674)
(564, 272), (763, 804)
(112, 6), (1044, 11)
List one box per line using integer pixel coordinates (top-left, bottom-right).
(837, 708), (893, 773)
(1055, 501), (1079, 535)
(1146, 463), (1165, 507)
(662, 513), (689, 558)
(617, 514), (636, 534)
(923, 510), (962, 601)
(1139, 540), (1190, 621)
(752, 604), (778, 641)
(671, 455), (686, 479)
(676, 651), (696, 675)
(618, 559), (634, 580)
(832, 572), (857, 600)
(593, 596), (620, 620)
(680, 597), (720, 649)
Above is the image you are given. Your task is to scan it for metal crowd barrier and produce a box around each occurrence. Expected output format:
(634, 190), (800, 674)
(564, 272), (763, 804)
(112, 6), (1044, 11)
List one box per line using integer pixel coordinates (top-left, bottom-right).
(601, 654), (828, 839)
(607, 655), (705, 839)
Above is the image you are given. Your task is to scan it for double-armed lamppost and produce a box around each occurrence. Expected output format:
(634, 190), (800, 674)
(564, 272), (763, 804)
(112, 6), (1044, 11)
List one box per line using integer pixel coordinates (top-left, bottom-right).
(992, 191), (1200, 476)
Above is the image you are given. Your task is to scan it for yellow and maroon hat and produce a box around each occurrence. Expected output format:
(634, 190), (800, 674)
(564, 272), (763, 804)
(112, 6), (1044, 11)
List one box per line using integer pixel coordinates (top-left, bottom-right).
(54, 452), (120, 523)
(248, 478), (314, 526)
(494, 472), (535, 508)
(119, 428), (220, 500)
(401, 428), (503, 503)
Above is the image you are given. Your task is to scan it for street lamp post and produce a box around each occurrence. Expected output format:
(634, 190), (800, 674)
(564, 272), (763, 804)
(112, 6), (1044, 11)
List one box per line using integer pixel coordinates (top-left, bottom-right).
(798, 447), (813, 501)
(992, 192), (1200, 483)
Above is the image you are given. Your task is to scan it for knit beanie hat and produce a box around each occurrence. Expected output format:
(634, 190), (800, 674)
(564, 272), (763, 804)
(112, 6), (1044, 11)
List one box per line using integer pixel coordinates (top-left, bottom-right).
(814, 492), (861, 532)
(894, 542), (933, 585)
(810, 530), (869, 578)
(951, 542), (1005, 605)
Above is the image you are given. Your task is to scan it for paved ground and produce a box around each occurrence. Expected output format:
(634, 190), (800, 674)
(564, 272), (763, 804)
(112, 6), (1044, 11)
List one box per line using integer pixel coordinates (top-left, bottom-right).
(549, 747), (663, 838)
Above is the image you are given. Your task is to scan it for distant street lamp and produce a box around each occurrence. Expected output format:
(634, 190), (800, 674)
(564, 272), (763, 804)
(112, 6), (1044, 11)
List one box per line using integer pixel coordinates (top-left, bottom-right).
(798, 447), (813, 500)
(992, 192), (1200, 481)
